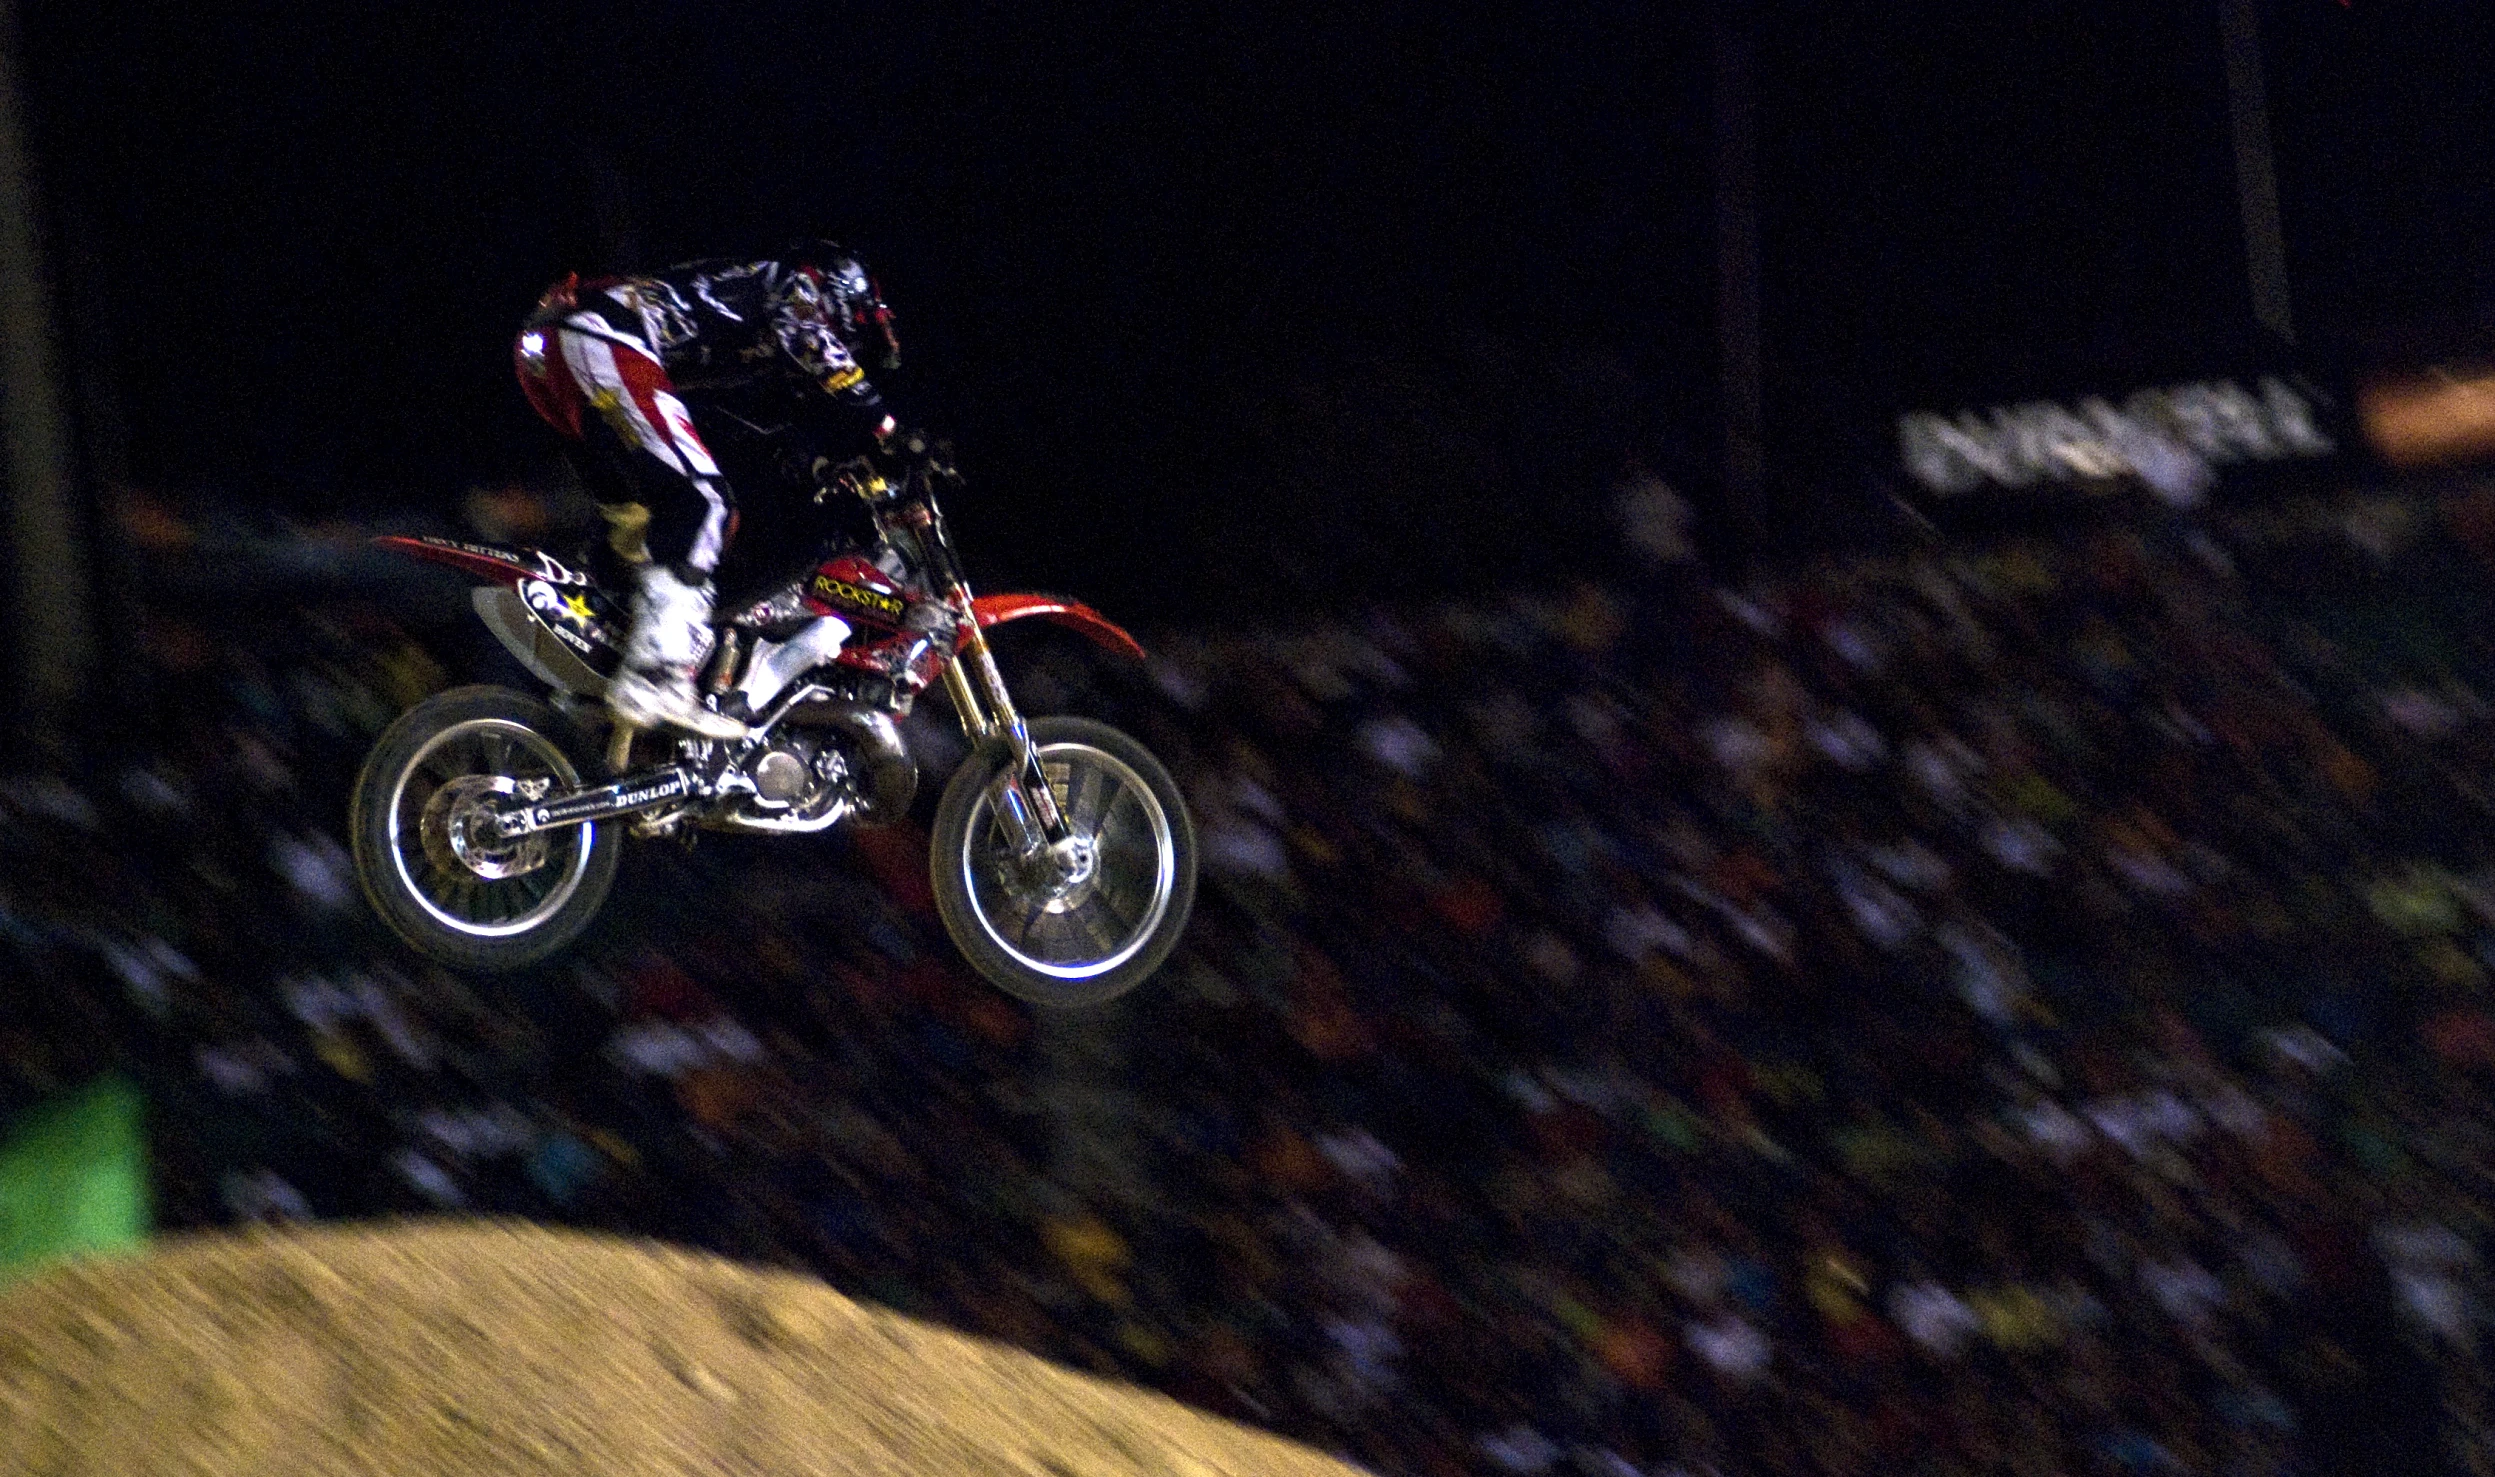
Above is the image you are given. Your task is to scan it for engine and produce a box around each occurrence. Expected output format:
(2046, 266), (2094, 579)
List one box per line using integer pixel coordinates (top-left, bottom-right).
(708, 704), (917, 836)
(733, 730), (854, 827)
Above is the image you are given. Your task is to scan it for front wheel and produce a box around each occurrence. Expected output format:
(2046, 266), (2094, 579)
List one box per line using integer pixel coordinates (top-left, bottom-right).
(349, 684), (623, 973)
(930, 716), (1198, 1008)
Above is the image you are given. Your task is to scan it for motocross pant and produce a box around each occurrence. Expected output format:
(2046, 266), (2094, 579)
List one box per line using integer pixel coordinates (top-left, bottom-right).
(513, 289), (735, 577)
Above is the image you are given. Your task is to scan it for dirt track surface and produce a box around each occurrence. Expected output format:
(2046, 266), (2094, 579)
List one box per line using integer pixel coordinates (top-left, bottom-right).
(0, 1219), (1365, 1477)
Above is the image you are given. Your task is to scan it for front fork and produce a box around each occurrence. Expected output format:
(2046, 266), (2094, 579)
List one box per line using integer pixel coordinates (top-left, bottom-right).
(882, 484), (1072, 861)
(943, 613), (1070, 859)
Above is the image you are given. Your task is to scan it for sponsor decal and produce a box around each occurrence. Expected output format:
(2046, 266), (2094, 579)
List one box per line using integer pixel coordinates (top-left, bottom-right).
(425, 537), (523, 563)
(821, 364), (866, 393)
(414, 539), (587, 587)
(529, 551), (588, 585)
(428, 539), (588, 585)
(810, 573), (907, 622)
(1897, 375), (2337, 499)
(522, 579), (612, 654)
(530, 773), (690, 829)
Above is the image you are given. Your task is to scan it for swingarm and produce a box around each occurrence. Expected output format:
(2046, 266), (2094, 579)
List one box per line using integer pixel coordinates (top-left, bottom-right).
(488, 765), (700, 839)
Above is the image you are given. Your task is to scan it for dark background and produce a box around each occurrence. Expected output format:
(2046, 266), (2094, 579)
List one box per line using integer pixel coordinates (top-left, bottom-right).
(19, 0), (2495, 621)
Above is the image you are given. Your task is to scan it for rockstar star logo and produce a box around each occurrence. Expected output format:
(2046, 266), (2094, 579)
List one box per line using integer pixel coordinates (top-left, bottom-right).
(562, 592), (595, 625)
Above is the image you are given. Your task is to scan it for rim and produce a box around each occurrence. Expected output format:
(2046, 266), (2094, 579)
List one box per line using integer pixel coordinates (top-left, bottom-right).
(960, 741), (1177, 982)
(385, 717), (596, 940)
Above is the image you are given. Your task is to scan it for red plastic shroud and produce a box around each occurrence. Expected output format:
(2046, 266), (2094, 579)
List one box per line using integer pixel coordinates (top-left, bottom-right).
(767, 553), (1152, 666)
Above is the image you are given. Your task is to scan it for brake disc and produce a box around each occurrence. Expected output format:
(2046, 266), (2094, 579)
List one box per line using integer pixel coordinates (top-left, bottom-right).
(420, 774), (549, 881)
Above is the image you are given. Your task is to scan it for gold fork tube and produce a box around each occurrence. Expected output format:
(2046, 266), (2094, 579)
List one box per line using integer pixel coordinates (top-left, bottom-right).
(942, 653), (993, 740)
(967, 633), (1023, 732)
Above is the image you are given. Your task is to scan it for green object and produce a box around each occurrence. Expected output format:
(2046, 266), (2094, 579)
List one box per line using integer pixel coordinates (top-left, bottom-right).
(0, 1074), (151, 1285)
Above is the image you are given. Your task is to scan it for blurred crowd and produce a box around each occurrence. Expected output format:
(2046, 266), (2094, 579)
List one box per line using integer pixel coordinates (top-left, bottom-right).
(6, 481), (2495, 1476)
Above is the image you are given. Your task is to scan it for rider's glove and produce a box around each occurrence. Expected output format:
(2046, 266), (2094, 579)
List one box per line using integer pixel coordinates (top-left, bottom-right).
(871, 415), (919, 458)
(871, 418), (959, 488)
(869, 417), (919, 477)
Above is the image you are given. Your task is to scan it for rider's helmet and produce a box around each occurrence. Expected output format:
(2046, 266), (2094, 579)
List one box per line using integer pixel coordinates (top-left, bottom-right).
(789, 239), (900, 370)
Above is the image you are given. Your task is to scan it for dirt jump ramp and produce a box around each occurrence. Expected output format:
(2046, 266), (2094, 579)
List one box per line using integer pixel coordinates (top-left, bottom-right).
(0, 1218), (1365, 1477)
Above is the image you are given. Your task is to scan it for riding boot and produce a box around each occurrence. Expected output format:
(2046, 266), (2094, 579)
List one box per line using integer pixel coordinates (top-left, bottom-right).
(607, 563), (749, 741)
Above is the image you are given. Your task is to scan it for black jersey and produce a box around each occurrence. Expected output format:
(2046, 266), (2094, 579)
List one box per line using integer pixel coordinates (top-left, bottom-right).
(535, 258), (889, 418)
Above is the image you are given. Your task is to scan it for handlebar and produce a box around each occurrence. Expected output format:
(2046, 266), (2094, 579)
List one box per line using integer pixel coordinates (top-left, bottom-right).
(812, 439), (958, 509)
(805, 447), (967, 607)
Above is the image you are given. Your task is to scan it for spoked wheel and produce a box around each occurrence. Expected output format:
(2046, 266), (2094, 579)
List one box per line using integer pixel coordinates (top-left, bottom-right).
(930, 716), (1198, 1008)
(349, 685), (622, 972)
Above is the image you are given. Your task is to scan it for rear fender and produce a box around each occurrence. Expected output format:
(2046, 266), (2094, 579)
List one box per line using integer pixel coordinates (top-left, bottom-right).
(962, 594), (1147, 663)
(375, 535), (620, 695)
(372, 534), (592, 588)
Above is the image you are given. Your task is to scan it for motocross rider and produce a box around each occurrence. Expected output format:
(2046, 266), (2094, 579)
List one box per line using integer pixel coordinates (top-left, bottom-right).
(512, 244), (919, 742)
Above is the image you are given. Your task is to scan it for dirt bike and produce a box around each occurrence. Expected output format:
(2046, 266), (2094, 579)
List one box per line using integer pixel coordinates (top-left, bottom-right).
(346, 449), (1196, 1007)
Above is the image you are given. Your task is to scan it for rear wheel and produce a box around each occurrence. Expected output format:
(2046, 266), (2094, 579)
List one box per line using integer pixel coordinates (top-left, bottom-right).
(930, 716), (1197, 1008)
(349, 684), (622, 972)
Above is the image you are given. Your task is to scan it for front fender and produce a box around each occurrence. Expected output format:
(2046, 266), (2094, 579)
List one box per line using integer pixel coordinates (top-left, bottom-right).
(962, 594), (1147, 663)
